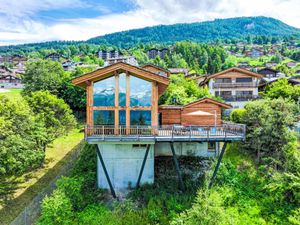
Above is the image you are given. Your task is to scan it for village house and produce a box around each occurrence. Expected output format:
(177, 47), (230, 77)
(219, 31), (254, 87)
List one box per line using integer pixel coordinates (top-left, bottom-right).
(0, 65), (23, 88)
(44, 53), (64, 61)
(168, 68), (190, 76)
(258, 68), (285, 91)
(104, 56), (138, 67)
(199, 67), (263, 108)
(245, 48), (264, 58)
(71, 62), (245, 195)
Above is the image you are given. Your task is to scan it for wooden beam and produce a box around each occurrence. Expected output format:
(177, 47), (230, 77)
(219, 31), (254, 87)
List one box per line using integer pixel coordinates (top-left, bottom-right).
(126, 71), (130, 134)
(151, 81), (158, 134)
(86, 81), (93, 127)
(115, 71), (119, 134)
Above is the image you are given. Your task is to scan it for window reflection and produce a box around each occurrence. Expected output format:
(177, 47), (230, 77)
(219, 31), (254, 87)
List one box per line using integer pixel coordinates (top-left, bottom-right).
(93, 77), (115, 106)
(130, 76), (152, 107)
(119, 110), (126, 126)
(119, 73), (126, 106)
(94, 110), (114, 125)
(130, 111), (151, 126)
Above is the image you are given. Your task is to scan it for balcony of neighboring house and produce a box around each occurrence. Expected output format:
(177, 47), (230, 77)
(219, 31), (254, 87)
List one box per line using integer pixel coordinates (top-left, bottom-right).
(215, 90), (260, 102)
(212, 77), (258, 89)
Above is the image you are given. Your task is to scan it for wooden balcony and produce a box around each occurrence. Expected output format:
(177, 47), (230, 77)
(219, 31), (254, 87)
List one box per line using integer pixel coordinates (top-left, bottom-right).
(85, 123), (246, 143)
(213, 82), (257, 88)
(219, 95), (260, 102)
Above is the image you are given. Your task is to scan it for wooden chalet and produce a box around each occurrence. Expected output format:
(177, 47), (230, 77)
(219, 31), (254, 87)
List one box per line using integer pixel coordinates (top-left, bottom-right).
(200, 67), (263, 108)
(72, 62), (245, 142)
(72, 62), (246, 196)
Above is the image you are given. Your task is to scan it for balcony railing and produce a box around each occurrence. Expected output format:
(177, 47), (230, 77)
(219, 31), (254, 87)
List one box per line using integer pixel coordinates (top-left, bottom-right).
(213, 82), (257, 88)
(85, 123), (246, 142)
(219, 95), (260, 102)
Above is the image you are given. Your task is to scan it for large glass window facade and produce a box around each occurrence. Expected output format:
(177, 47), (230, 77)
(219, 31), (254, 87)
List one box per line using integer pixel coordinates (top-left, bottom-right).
(130, 111), (151, 126)
(119, 73), (126, 106)
(93, 77), (115, 106)
(94, 111), (115, 125)
(130, 76), (152, 107)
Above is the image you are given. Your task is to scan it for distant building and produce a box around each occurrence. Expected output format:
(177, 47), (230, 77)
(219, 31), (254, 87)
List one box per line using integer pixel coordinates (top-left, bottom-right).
(44, 53), (63, 61)
(98, 50), (122, 60)
(245, 49), (264, 58)
(168, 68), (189, 76)
(62, 60), (76, 71)
(104, 56), (138, 66)
(142, 64), (170, 77)
(199, 67), (263, 108)
(0, 54), (27, 64)
(258, 68), (285, 90)
(147, 48), (169, 59)
(0, 65), (23, 88)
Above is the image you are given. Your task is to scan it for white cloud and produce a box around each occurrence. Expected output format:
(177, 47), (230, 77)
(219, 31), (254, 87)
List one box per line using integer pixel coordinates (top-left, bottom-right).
(0, 0), (300, 45)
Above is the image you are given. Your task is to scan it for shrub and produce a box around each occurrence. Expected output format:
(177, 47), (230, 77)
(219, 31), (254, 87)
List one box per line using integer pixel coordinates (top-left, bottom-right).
(38, 190), (73, 225)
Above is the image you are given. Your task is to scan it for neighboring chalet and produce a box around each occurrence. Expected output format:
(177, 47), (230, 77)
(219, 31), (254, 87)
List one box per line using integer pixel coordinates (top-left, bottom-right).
(72, 62), (245, 195)
(147, 48), (168, 59)
(0, 54), (26, 64)
(142, 63), (170, 77)
(168, 68), (190, 76)
(288, 76), (300, 86)
(104, 56), (138, 67)
(44, 53), (64, 61)
(0, 65), (23, 88)
(200, 67), (263, 108)
(245, 49), (264, 58)
(258, 68), (285, 91)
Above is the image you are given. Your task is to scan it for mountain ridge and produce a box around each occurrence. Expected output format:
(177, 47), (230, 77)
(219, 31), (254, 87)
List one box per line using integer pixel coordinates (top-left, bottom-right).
(87, 16), (300, 47)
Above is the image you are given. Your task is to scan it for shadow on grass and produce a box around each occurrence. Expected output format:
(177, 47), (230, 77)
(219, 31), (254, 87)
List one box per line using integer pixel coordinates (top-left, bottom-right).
(0, 141), (84, 225)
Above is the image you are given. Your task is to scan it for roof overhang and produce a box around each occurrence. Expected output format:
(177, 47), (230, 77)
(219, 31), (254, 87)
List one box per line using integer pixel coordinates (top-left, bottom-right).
(72, 62), (169, 89)
(206, 67), (263, 80)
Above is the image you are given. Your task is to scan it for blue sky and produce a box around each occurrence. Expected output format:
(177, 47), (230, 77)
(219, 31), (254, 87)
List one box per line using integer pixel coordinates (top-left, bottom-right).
(0, 0), (299, 46)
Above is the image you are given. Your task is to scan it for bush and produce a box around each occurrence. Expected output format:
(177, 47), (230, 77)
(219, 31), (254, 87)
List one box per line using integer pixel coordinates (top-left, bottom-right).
(38, 190), (73, 225)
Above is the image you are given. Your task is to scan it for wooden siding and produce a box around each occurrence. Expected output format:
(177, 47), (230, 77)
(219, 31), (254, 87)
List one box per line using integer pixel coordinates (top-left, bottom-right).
(159, 99), (228, 126)
(182, 102), (222, 126)
(159, 108), (181, 125)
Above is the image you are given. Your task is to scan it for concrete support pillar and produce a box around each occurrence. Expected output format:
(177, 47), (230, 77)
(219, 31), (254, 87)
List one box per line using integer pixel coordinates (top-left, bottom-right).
(97, 143), (154, 190)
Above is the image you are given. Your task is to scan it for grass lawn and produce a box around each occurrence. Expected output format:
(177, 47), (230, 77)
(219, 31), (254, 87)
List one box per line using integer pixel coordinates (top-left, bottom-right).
(0, 88), (23, 100)
(0, 128), (84, 225)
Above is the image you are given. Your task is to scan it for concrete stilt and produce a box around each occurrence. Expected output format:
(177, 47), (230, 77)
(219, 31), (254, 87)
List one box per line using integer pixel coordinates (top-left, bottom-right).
(209, 142), (228, 189)
(136, 144), (150, 188)
(96, 145), (117, 198)
(169, 142), (185, 191)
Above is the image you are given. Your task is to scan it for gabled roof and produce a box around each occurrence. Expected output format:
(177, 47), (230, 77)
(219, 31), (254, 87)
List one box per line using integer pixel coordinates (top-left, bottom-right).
(159, 97), (232, 110)
(184, 97), (232, 109)
(142, 63), (170, 74)
(258, 68), (279, 73)
(206, 67), (263, 80)
(72, 62), (169, 88)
